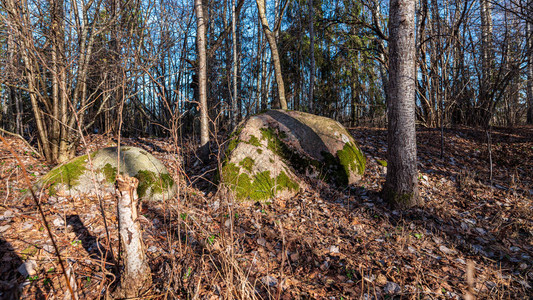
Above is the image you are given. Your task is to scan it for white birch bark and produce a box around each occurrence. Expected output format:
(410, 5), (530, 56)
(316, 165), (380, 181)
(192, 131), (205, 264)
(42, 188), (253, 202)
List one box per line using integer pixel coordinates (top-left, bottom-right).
(195, 0), (210, 148)
(114, 175), (151, 298)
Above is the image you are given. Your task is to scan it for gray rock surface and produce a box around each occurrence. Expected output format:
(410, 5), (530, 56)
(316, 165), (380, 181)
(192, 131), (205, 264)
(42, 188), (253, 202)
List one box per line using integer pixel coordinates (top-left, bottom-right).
(38, 146), (176, 201)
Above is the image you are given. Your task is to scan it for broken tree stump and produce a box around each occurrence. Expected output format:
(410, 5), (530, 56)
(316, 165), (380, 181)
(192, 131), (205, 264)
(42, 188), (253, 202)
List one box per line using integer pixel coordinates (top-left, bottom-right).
(114, 174), (152, 298)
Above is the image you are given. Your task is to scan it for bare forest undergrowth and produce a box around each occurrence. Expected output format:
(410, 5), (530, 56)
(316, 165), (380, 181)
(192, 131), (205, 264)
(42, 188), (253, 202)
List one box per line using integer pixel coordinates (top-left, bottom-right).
(0, 126), (532, 299)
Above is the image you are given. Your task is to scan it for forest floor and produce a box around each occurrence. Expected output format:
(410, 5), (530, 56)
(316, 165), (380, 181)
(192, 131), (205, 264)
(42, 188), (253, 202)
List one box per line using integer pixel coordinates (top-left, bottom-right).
(0, 126), (532, 299)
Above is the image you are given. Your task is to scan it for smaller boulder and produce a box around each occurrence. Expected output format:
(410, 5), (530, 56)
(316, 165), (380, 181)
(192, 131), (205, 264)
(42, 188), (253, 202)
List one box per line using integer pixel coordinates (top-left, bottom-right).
(38, 147), (176, 201)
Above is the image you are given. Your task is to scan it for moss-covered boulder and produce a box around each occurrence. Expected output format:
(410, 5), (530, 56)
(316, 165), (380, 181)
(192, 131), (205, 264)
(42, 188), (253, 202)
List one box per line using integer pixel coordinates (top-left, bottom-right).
(221, 110), (366, 201)
(38, 147), (177, 201)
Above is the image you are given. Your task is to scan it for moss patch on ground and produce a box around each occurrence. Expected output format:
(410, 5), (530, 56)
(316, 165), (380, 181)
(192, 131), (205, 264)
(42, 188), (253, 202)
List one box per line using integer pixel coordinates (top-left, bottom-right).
(135, 170), (175, 198)
(376, 159), (388, 167)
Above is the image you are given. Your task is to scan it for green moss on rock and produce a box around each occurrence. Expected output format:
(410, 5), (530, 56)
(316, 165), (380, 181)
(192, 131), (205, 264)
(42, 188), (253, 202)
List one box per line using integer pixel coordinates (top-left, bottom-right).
(42, 154), (89, 190)
(135, 170), (175, 198)
(102, 163), (117, 183)
(247, 135), (261, 147)
(221, 162), (299, 201)
(226, 138), (239, 155)
(321, 151), (349, 185)
(260, 127), (318, 173)
(276, 170), (299, 192)
(337, 142), (366, 176)
(239, 157), (255, 172)
(258, 126), (365, 186)
(225, 124), (245, 155)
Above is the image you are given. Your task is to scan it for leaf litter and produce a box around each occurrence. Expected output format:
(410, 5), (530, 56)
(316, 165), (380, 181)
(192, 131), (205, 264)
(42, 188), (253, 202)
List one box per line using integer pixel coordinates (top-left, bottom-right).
(0, 126), (531, 299)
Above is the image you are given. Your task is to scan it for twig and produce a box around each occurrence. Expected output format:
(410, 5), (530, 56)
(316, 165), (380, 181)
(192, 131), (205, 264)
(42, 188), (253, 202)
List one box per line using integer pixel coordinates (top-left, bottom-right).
(0, 127), (41, 158)
(0, 135), (74, 297)
(465, 259), (476, 300)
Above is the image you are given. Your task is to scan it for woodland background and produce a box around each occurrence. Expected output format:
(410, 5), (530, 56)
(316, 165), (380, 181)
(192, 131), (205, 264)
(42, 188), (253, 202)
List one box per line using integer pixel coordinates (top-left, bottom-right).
(0, 0), (532, 299)
(0, 0), (532, 162)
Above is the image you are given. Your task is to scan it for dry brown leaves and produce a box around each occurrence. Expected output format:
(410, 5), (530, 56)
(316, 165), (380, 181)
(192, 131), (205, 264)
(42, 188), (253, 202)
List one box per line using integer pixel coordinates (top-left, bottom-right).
(1, 126), (532, 299)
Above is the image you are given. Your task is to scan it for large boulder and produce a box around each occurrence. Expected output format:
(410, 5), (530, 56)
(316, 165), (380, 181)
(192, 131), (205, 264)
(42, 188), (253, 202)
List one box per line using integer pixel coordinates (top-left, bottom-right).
(220, 110), (366, 201)
(38, 146), (177, 201)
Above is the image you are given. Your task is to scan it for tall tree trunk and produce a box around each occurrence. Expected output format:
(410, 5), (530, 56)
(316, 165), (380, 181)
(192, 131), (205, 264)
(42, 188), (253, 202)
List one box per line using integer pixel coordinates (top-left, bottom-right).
(382, 0), (421, 208)
(55, 0), (72, 163)
(256, 0), (288, 110)
(526, 7), (533, 124)
(371, 0), (388, 105)
(231, 0), (239, 129)
(14, 90), (23, 136)
(308, 0), (315, 113)
(6, 15), (23, 136)
(479, 0), (494, 126)
(259, 15), (268, 111)
(196, 0), (210, 150)
(50, 0), (62, 160)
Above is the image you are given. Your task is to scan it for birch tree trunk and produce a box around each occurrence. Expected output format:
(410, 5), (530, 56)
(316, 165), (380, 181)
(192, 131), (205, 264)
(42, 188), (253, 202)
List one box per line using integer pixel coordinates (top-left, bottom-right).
(231, 0), (239, 129)
(383, 0), (421, 208)
(195, 0), (210, 149)
(527, 4), (533, 124)
(308, 0), (315, 113)
(259, 16), (268, 111)
(256, 0), (288, 110)
(114, 175), (152, 298)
